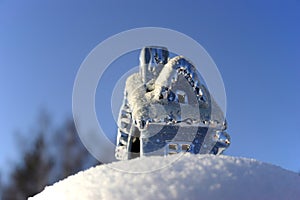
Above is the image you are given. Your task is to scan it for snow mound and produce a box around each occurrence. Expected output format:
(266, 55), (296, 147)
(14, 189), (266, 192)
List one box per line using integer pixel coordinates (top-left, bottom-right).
(30, 154), (300, 200)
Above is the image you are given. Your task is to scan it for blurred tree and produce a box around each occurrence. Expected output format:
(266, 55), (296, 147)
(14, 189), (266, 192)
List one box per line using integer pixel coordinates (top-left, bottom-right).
(52, 118), (99, 180)
(1, 111), (100, 200)
(2, 132), (53, 199)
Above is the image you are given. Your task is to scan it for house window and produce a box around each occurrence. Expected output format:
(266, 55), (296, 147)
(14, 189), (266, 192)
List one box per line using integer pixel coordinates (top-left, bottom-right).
(176, 90), (188, 103)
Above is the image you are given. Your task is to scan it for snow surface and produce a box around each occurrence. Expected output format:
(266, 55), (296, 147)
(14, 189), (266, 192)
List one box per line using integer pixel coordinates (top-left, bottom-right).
(30, 154), (300, 200)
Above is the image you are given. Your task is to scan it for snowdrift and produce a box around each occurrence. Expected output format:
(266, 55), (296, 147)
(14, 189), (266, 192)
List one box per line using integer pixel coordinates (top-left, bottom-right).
(30, 154), (300, 200)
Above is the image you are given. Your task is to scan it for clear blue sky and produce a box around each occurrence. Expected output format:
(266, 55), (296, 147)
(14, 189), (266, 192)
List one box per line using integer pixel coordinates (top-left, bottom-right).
(1, 0), (299, 176)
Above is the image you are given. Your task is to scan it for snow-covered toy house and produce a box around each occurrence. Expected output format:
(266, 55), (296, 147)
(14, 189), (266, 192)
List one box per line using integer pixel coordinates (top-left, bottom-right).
(115, 47), (230, 160)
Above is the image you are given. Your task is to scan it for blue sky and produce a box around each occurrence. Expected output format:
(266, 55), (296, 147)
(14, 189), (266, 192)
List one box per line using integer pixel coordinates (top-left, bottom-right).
(0, 0), (299, 176)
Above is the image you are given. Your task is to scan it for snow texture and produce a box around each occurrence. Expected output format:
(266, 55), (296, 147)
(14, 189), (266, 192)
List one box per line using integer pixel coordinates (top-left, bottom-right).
(30, 154), (300, 200)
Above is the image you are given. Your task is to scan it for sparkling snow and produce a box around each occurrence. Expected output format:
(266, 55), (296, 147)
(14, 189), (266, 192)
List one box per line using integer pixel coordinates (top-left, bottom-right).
(29, 154), (300, 200)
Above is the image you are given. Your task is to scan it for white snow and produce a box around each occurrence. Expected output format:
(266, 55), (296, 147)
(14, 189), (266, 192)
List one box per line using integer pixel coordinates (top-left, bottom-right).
(29, 154), (300, 200)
